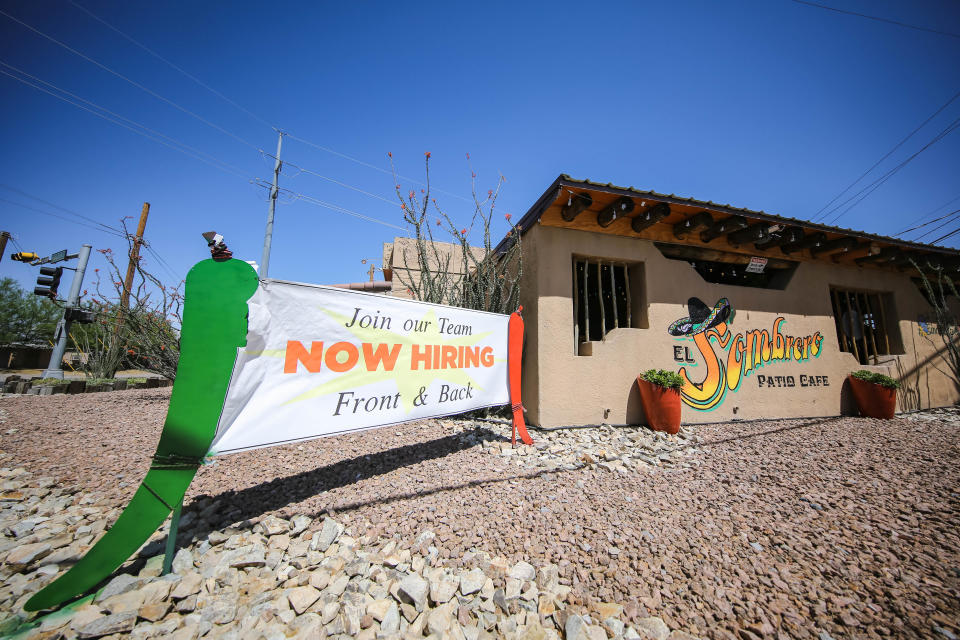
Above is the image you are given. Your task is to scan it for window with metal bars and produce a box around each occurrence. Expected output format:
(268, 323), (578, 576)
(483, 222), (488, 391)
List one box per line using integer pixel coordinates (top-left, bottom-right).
(829, 287), (896, 364)
(573, 259), (643, 353)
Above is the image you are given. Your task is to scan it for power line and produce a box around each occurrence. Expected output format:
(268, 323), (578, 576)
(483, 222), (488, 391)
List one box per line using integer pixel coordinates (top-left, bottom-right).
(8, 235), (24, 252)
(0, 184), (122, 235)
(929, 225), (960, 246)
(822, 114), (960, 225)
(142, 243), (182, 282)
(260, 182), (406, 231)
(287, 191), (407, 231)
(262, 154), (398, 206)
(790, 0), (960, 40)
(0, 7), (260, 150)
(892, 193), (960, 237)
(812, 90), (960, 222)
(0, 196), (125, 238)
(283, 132), (512, 215)
(0, 61), (251, 180)
(66, 0), (275, 131)
(0, 67), (250, 180)
(907, 209), (960, 242)
(895, 206), (960, 239)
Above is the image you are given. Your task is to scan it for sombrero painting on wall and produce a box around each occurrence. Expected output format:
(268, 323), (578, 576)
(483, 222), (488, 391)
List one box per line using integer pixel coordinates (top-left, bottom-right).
(668, 297), (734, 337)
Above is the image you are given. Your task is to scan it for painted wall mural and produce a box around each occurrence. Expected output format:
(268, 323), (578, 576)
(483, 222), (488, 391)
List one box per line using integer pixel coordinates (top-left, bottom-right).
(669, 297), (825, 411)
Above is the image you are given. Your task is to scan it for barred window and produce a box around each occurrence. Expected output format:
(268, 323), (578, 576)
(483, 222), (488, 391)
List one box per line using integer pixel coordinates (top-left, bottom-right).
(829, 287), (895, 365)
(573, 258), (644, 354)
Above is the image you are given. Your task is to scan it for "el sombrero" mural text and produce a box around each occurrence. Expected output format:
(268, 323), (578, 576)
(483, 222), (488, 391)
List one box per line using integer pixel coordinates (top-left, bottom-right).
(670, 298), (824, 411)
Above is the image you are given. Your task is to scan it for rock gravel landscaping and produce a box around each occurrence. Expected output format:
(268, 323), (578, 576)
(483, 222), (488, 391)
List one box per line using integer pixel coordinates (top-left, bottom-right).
(0, 389), (958, 639)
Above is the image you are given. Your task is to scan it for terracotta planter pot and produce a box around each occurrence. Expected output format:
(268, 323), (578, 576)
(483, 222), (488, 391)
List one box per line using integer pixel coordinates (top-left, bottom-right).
(848, 375), (897, 419)
(636, 378), (682, 434)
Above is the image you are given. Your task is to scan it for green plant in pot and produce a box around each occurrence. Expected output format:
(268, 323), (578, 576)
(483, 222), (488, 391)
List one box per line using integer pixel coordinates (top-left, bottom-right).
(848, 370), (900, 419)
(636, 369), (684, 434)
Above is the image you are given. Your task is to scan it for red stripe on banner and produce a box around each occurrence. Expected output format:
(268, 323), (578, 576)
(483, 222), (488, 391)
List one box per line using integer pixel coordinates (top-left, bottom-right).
(508, 307), (533, 446)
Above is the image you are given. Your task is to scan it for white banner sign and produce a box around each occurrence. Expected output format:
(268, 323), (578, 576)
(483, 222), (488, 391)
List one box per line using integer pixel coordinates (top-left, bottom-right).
(211, 279), (511, 455)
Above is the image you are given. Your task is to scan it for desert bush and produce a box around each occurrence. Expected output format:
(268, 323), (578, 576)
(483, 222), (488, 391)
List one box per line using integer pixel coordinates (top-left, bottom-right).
(639, 369), (686, 390)
(69, 218), (182, 380)
(850, 369), (901, 389)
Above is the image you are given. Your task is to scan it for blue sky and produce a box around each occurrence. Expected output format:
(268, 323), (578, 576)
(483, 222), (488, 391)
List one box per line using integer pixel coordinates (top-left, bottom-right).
(1, 0), (959, 296)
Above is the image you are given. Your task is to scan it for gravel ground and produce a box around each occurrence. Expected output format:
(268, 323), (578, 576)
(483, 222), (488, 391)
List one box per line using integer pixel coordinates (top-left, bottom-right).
(1, 389), (958, 639)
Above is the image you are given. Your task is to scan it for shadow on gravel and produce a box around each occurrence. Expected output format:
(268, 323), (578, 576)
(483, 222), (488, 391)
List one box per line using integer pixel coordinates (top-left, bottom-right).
(687, 416), (844, 450)
(173, 418), (850, 547)
(180, 425), (505, 545)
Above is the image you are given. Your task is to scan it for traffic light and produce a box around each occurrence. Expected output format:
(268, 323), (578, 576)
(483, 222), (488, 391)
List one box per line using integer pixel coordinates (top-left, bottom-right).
(11, 252), (38, 262)
(34, 266), (63, 299)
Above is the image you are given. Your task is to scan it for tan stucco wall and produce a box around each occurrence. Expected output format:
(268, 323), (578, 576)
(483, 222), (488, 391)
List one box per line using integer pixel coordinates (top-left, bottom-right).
(383, 238), (487, 299)
(520, 224), (958, 427)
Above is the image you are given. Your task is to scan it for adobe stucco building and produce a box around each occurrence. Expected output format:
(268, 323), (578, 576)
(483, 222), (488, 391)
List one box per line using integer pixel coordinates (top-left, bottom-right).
(383, 175), (960, 427)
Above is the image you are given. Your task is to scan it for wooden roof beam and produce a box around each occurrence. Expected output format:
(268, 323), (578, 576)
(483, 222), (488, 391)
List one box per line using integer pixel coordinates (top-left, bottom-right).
(854, 246), (900, 265)
(810, 236), (859, 257)
(630, 202), (671, 233)
(755, 226), (803, 251)
(727, 222), (770, 247)
(699, 215), (748, 243)
(560, 192), (593, 222)
(782, 232), (827, 255)
(673, 211), (713, 239)
(597, 196), (634, 227)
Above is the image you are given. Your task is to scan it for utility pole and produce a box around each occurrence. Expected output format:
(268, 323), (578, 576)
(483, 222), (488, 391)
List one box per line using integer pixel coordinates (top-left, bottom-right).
(42, 244), (92, 379)
(0, 231), (9, 263)
(121, 203), (150, 309)
(260, 130), (284, 278)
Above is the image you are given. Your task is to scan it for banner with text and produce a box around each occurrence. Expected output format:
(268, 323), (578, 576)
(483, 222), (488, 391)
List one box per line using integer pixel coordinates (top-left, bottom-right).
(211, 279), (510, 455)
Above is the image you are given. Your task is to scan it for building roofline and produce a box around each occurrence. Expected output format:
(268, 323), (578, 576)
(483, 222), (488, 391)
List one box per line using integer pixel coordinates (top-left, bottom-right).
(494, 174), (960, 258)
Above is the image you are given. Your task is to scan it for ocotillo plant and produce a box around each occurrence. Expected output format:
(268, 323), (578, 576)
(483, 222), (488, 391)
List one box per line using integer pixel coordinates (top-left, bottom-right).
(389, 152), (522, 315)
(912, 258), (960, 389)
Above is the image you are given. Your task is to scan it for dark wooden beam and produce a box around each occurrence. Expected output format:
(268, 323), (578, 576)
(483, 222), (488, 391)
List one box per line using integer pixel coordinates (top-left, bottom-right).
(630, 202), (670, 233)
(755, 226), (802, 251)
(727, 222), (770, 247)
(597, 196), (634, 227)
(810, 236), (859, 257)
(830, 242), (871, 262)
(854, 246), (900, 265)
(673, 211), (713, 239)
(699, 215), (748, 243)
(781, 232), (827, 255)
(561, 192), (593, 222)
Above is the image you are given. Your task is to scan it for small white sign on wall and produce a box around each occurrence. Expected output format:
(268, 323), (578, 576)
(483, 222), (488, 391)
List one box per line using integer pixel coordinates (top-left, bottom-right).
(746, 256), (768, 274)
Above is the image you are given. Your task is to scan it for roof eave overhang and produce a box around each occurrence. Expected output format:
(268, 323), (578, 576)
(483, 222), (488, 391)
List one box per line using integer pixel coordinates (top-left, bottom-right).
(494, 175), (960, 262)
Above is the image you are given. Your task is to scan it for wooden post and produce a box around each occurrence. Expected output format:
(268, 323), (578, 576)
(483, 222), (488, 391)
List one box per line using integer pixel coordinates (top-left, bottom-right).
(582, 260), (590, 344)
(843, 291), (866, 364)
(572, 261), (580, 353)
(831, 289), (850, 354)
(875, 294), (892, 355)
(122, 203), (150, 309)
(597, 262), (606, 340)
(609, 263), (618, 329)
(860, 293), (880, 364)
(625, 266), (632, 329)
